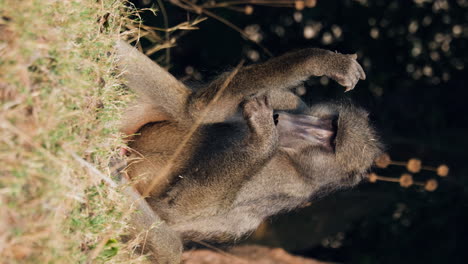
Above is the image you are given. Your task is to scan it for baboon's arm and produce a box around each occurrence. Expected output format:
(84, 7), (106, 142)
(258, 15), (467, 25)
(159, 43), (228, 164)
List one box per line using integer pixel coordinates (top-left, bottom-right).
(167, 95), (278, 208)
(116, 42), (365, 133)
(189, 49), (365, 122)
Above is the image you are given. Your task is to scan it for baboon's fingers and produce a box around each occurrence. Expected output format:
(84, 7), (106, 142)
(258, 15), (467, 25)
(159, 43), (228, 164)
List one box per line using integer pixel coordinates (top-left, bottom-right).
(264, 95), (271, 107)
(342, 74), (358, 92)
(354, 60), (366, 80)
(349, 70), (361, 91)
(352, 63), (363, 83)
(345, 83), (356, 92)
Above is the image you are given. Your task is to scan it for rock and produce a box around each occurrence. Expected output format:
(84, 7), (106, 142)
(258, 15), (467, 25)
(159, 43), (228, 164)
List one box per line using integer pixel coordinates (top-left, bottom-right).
(182, 245), (330, 264)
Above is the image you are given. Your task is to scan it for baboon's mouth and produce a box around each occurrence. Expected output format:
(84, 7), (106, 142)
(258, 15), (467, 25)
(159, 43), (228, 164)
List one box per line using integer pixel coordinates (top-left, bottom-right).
(275, 112), (337, 152)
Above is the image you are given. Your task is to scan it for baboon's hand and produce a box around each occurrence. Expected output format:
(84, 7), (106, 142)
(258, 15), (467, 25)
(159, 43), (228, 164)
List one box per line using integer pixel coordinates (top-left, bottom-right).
(325, 53), (366, 92)
(241, 95), (278, 142)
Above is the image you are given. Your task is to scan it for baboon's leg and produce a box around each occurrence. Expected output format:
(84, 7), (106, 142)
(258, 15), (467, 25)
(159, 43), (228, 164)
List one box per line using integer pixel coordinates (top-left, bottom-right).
(110, 157), (183, 264)
(115, 41), (192, 136)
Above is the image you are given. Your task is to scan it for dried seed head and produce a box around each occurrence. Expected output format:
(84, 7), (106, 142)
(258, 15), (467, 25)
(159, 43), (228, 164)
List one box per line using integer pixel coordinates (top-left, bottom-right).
(245, 5), (254, 15)
(407, 158), (422, 173)
(368, 173), (378, 183)
(305, 0), (317, 8)
(194, 6), (203, 15)
(295, 85), (306, 96)
(375, 153), (391, 168)
(437, 164), (449, 177)
(399, 173), (413, 188)
(425, 179), (438, 191)
(295, 1), (305, 10)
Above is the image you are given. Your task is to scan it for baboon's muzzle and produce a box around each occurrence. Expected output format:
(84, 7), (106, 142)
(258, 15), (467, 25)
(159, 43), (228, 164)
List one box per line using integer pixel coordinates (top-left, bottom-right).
(275, 112), (336, 152)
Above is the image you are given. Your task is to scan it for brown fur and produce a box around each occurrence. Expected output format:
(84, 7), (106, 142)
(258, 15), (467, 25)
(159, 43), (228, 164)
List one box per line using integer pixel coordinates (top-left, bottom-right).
(114, 41), (383, 263)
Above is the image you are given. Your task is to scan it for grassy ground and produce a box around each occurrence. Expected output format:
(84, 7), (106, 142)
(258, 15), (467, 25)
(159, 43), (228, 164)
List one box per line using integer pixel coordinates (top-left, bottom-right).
(0, 0), (150, 263)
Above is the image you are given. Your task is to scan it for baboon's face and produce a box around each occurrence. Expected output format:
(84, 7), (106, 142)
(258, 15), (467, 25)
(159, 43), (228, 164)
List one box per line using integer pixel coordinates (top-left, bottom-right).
(275, 104), (383, 187)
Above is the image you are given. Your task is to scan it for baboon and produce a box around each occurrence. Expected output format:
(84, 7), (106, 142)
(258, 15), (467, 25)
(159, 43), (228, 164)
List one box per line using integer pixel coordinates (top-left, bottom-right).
(114, 41), (383, 263)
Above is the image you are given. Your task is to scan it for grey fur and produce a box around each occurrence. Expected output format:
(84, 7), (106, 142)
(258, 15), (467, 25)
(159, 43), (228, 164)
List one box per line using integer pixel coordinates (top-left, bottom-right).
(114, 41), (383, 263)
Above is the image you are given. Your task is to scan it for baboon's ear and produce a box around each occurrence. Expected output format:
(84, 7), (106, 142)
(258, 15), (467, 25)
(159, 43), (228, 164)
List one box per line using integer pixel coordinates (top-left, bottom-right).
(115, 40), (191, 118)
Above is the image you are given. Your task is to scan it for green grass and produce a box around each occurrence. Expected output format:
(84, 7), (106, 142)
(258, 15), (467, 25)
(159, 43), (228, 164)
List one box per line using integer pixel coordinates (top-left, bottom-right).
(0, 0), (149, 263)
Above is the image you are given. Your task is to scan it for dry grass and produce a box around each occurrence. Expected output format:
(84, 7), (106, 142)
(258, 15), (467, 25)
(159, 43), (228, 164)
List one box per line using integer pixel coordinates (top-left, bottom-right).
(0, 0), (152, 263)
